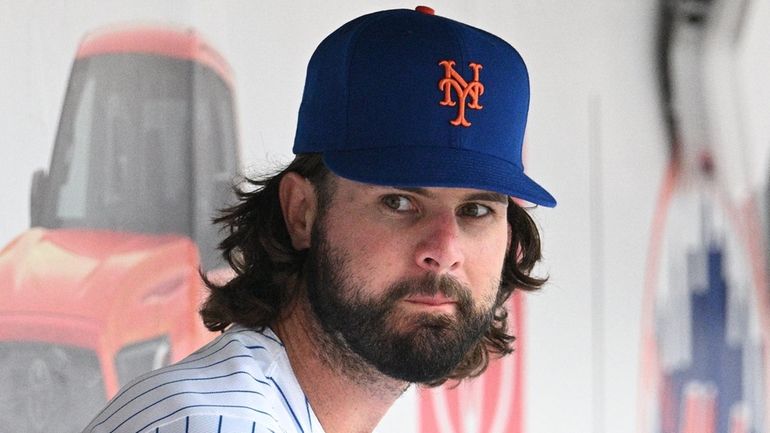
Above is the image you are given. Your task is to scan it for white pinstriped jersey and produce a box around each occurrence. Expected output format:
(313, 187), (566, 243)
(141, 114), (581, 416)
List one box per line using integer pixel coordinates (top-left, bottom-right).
(82, 326), (325, 433)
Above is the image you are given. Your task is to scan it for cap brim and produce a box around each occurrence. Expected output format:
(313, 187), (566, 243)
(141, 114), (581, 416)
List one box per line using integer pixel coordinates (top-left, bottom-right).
(322, 146), (556, 207)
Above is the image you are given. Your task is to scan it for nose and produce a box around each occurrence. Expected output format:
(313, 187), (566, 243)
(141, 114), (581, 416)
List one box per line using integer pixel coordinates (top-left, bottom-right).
(414, 212), (464, 274)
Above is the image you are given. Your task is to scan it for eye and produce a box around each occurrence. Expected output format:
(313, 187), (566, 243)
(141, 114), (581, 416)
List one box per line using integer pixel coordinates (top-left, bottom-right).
(381, 195), (415, 212)
(458, 203), (492, 218)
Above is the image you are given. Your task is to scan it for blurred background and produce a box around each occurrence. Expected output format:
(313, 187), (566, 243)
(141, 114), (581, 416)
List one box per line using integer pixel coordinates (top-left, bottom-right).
(1, 1), (768, 433)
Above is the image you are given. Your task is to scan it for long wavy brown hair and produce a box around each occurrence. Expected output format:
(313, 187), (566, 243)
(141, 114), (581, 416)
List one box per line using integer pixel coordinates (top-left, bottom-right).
(200, 153), (547, 386)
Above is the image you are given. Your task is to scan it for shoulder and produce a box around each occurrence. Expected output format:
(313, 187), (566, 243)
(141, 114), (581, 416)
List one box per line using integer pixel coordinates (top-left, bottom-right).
(82, 327), (295, 433)
(131, 414), (284, 433)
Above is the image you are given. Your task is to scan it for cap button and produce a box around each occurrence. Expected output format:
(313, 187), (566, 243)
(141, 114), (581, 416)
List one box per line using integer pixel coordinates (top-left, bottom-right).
(415, 5), (435, 15)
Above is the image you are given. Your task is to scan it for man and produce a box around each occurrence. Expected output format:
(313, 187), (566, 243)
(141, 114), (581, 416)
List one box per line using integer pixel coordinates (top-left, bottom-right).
(83, 6), (555, 433)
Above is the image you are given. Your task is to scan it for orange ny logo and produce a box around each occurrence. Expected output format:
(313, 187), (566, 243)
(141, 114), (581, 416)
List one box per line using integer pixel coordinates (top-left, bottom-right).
(438, 60), (484, 127)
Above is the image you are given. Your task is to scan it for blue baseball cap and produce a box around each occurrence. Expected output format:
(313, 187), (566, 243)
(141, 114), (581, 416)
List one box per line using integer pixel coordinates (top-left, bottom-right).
(293, 6), (556, 207)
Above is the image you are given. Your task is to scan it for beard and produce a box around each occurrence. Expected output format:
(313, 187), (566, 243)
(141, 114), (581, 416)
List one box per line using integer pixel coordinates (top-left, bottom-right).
(304, 221), (498, 384)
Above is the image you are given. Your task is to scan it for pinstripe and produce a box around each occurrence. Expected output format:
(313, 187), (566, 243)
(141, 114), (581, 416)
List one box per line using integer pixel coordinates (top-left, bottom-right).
(93, 339), (264, 424)
(93, 369), (271, 429)
(106, 390), (266, 433)
(135, 405), (277, 433)
(176, 341), (264, 366)
(82, 327), (320, 433)
(256, 331), (284, 348)
(267, 377), (304, 433)
(305, 398), (312, 433)
(182, 331), (256, 363)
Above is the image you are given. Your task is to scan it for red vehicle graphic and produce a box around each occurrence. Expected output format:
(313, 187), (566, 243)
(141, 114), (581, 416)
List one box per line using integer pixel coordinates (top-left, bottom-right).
(0, 25), (238, 433)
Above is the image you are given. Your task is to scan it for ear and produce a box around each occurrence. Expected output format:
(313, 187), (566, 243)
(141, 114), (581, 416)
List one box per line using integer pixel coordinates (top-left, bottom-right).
(279, 172), (317, 250)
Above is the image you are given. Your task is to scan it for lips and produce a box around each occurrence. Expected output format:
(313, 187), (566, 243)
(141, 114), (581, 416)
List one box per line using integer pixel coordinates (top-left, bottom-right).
(404, 294), (457, 306)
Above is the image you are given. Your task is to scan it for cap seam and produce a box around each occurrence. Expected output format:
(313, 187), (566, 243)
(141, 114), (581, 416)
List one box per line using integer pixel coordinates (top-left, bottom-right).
(344, 10), (403, 152)
(441, 19), (468, 150)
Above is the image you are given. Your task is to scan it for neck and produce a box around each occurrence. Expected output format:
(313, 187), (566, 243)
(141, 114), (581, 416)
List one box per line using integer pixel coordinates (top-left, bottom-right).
(274, 296), (408, 433)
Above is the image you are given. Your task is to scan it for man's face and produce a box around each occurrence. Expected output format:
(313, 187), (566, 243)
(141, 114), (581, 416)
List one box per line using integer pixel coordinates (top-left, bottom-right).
(304, 176), (511, 383)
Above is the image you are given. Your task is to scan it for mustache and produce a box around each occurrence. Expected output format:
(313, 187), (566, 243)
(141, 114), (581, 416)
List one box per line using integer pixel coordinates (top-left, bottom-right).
(383, 274), (474, 306)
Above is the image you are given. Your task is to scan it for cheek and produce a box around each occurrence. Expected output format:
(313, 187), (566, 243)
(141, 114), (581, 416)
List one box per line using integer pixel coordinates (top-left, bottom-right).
(352, 231), (409, 277)
(324, 215), (404, 284)
(465, 230), (509, 294)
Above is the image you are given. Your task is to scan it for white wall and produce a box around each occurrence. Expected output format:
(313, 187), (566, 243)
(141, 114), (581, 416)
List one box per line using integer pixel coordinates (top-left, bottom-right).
(0, 2), (671, 433)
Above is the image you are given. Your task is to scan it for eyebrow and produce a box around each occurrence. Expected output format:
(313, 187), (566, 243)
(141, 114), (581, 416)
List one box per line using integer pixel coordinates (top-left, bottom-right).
(393, 187), (509, 204)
